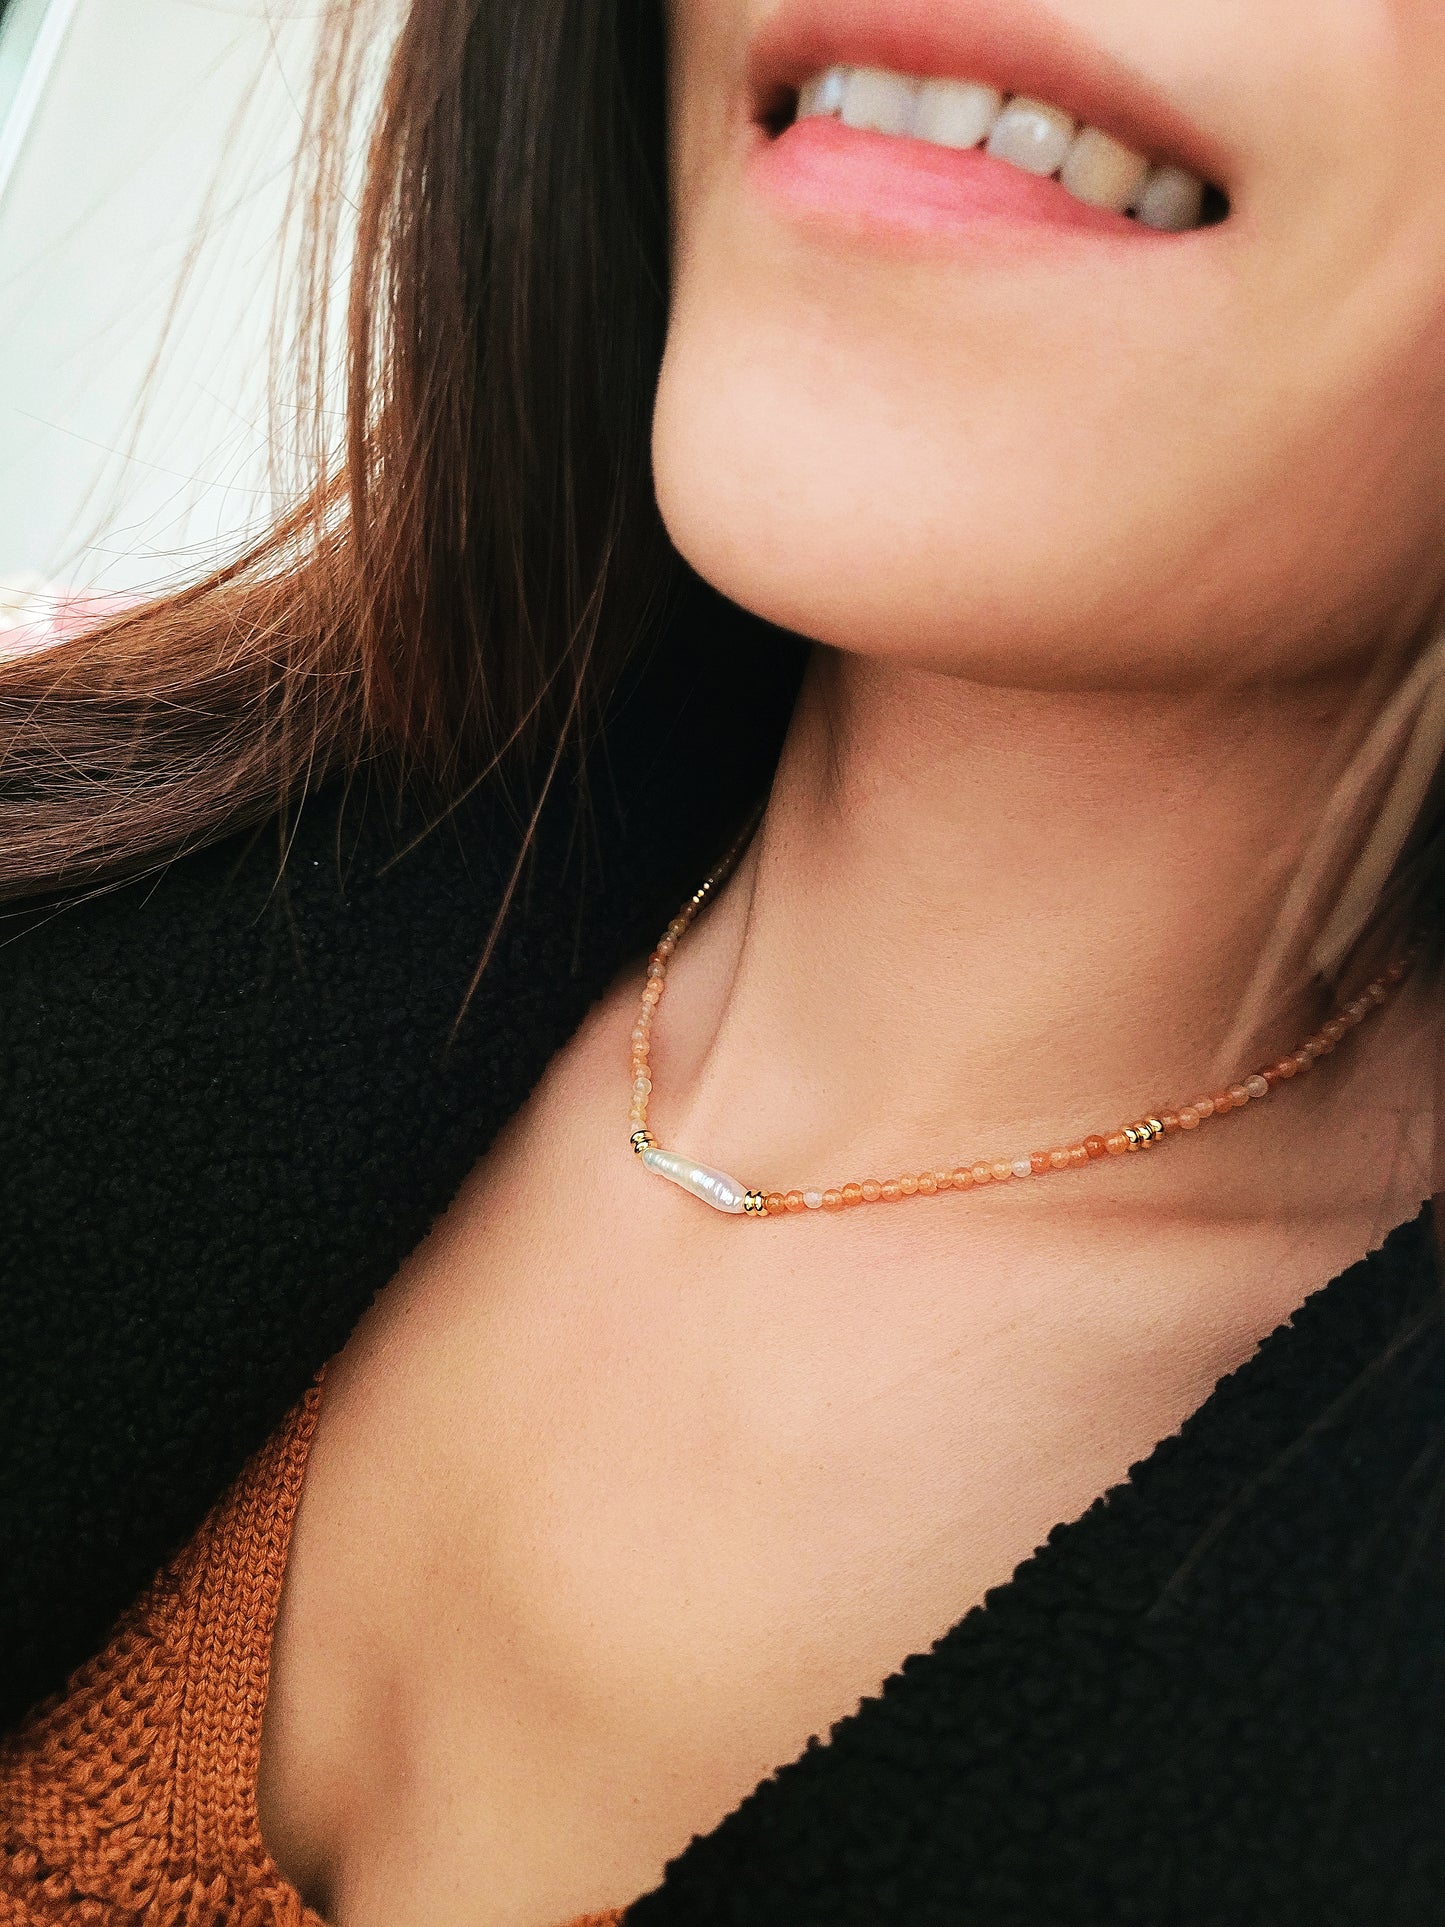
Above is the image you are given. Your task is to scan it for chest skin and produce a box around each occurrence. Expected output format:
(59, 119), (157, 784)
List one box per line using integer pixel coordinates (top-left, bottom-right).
(255, 963), (1431, 1927)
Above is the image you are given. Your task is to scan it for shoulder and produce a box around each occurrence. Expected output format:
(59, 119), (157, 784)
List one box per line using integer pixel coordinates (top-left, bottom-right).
(0, 592), (798, 1732)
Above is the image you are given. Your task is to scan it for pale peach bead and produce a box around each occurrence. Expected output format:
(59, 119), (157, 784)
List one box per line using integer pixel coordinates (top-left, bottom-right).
(1049, 1149), (1072, 1172)
(916, 1172), (937, 1195)
(1228, 1084), (1250, 1107)
(1211, 1093), (1233, 1116)
(1193, 1097), (1215, 1119)
(952, 1168), (975, 1189)
(1178, 1107), (1200, 1130)
(785, 1191), (807, 1214)
(822, 1190), (844, 1211)
(991, 1160), (1013, 1183)
(1010, 1158), (1033, 1180)
(842, 1183), (864, 1206)
(861, 1180), (882, 1202)
(1245, 1075), (1269, 1100)
(1105, 1132), (1129, 1156)
(972, 1162), (994, 1185)
(1323, 1018), (1347, 1044)
(1291, 1050), (1314, 1074)
(1161, 1112), (1181, 1135)
(881, 1180), (902, 1202)
(764, 1193), (787, 1216)
(1068, 1145), (1090, 1168)
(899, 1175), (919, 1196)
(933, 1169), (954, 1190)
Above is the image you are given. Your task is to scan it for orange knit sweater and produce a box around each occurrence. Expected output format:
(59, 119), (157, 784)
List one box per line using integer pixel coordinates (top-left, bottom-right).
(0, 1385), (623, 1927)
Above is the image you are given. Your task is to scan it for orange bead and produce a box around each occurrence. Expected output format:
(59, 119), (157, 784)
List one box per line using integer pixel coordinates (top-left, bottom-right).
(1105, 1131), (1129, 1156)
(1068, 1144), (1090, 1168)
(764, 1193), (787, 1217)
(899, 1175), (919, 1196)
(972, 1162), (994, 1185)
(842, 1183), (864, 1206)
(861, 1180), (882, 1202)
(1084, 1135), (1107, 1161)
(916, 1172), (937, 1195)
(1212, 1093), (1233, 1116)
(1160, 1112), (1181, 1135)
(953, 1167), (975, 1189)
(991, 1160), (1014, 1183)
(785, 1191), (807, 1214)
(1030, 1151), (1052, 1176)
(1177, 1107), (1200, 1130)
(1049, 1149), (1072, 1171)
(822, 1189), (844, 1211)
(932, 1169), (954, 1190)
(881, 1180), (902, 1202)
(1193, 1097), (1215, 1119)
(1228, 1084), (1250, 1107)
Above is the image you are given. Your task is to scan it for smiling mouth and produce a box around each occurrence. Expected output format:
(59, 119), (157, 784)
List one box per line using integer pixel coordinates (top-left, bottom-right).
(774, 65), (1229, 232)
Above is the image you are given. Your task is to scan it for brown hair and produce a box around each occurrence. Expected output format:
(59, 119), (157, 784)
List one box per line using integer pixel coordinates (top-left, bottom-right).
(0, 0), (675, 896)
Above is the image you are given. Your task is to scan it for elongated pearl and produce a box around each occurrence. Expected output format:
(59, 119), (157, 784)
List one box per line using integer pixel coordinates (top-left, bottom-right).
(641, 1146), (751, 1214)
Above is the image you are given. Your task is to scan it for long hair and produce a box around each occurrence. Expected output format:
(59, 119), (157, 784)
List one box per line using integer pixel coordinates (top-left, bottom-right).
(0, 0), (675, 895)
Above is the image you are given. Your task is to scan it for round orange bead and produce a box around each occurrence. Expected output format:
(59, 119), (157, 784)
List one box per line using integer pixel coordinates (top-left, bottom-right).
(972, 1162), (993, 1185)
(1030, 1151), (1052, 1175)
(953, 1167), (975, 1189)
(842, 1183), (864, 1206)
(899, 1175), (919, 1196)
(916, 1172), (937, 1195)
(1105, 1131), (1129, 1156)
(764, 1193), (787, 1217)
(861, 1180), (882, 1202)
(822, 1189), (844, 1211)
(881, 1180), (902, 1202)
(1084, 1135), (1107, 1161)
(785, 1191), (807, 1214)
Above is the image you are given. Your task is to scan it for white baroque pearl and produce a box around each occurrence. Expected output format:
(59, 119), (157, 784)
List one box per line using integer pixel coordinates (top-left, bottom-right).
(641, 1146), (750, 1214)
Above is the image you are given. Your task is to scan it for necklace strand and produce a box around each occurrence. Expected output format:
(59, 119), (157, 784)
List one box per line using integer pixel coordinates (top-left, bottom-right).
(628, 826), (1413, 1220)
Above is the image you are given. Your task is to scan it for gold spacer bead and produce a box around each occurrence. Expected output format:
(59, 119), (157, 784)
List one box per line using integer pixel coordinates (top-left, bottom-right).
(1142, 1117), (1165, 1144)
(1123, 1126), (1142, 1150)
(630, 1130), (656, 1156)
(743, 1190), (768, 1216)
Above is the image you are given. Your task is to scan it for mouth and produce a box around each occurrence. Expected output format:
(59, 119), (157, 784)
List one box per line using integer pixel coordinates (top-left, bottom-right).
(747, 0), (1233, 243)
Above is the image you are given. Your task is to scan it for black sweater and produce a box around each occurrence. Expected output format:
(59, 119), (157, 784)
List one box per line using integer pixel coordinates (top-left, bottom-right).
(1, 593), (1442, 1925)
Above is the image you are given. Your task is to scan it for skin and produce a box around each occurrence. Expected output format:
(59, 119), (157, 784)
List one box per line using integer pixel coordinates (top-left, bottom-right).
(258, 3), (1445, 1923)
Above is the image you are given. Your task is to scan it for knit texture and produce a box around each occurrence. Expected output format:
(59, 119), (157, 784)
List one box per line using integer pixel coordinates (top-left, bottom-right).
(0, 1380), (626, 1927)
(626, 1209), (1445, 1927)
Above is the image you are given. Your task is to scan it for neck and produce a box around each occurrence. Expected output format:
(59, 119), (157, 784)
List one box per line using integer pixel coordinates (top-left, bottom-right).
(653, 647), (1389, 1210)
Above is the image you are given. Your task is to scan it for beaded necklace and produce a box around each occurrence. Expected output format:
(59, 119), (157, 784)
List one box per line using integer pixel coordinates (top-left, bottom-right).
(628, 826), (1412, 1220)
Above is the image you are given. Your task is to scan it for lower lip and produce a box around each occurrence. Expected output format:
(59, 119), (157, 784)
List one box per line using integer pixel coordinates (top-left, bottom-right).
(751, 114), (1174, 248)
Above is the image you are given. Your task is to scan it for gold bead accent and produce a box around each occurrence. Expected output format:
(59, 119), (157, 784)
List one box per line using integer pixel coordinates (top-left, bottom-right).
(743, 1190), (768, 1216)
(630, 1129), (656, 1156)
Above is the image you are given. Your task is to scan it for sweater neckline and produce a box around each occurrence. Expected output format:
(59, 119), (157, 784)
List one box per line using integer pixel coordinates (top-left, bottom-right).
(237, 1204), (1438, 1925)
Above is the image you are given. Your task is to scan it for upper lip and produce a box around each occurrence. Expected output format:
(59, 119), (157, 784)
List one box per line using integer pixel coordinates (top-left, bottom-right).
(748, 0), (1234, 190)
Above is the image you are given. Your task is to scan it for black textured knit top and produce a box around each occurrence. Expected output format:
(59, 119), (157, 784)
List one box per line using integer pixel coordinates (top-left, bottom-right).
(1, 591), (1442, 1924)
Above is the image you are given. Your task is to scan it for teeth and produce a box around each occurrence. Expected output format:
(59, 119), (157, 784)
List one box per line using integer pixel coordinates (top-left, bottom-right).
(793, 63), (1213, 231)
(838, 66), (921, 138)
(796, 66), (848, 120)
(1060, 127), (1150, 214)
(1133, 164), (1205, 232)
(985, 97), (1076, 176)
(911, 79), (1004, 150)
